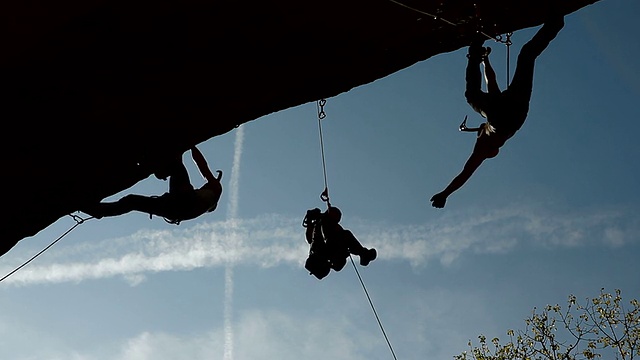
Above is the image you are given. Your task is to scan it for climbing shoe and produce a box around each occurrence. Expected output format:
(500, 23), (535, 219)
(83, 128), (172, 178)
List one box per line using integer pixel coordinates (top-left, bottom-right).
(360, 248), (377, 266)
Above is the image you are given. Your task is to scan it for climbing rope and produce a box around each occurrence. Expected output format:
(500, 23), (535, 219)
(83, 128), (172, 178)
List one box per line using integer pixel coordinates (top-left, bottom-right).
(316, 99), (331, 207)
(386, 0), (457, 26)
(387, 0), (512, 43)
(505, 32), (512, 87)
(349, 255), (399, 360)
(387, 0), (515, 81)
(0, 213), (91, 283)
(312, 98), (397, 359)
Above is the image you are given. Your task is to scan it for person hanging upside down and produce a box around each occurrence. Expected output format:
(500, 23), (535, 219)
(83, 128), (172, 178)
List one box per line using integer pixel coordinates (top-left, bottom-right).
(302, 206), (377, 280)
(430, 16), (564, 209)
(82, 146), (223, 224)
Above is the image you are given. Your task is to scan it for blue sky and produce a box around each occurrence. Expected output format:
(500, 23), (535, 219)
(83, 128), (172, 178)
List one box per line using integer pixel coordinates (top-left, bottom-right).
(2, 1), (639, 359)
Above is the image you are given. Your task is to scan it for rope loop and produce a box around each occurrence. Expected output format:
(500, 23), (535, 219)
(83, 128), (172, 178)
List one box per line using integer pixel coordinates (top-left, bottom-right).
(320, 187), (330, 206)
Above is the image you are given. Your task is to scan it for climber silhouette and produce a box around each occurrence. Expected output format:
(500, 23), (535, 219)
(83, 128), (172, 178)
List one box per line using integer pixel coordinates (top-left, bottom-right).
(302, 206), (377, 280)
(83, 146), (223, 223)
(431, 16), (564, 209)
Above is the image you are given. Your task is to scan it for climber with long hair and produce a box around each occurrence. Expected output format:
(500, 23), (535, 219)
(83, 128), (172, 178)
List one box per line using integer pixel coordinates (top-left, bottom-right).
(431, 16), (564, 208)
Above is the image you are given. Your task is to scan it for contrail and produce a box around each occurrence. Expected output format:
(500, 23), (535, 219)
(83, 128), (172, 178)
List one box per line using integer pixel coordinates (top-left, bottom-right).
(2, 202), (637, 286)
(227, 125), (244, 220)
(224, 124), (244, 360)
(224, 264), (234, 360)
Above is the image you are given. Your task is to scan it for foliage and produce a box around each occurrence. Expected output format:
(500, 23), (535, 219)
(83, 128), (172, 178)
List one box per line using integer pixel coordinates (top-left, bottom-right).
(455, 289), (640, 360)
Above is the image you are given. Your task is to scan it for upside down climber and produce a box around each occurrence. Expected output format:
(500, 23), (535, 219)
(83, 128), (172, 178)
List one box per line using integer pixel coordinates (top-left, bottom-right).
(302, 206), (377, 280)
(431, 15), (565, 209)
(82, 146), (223, 224)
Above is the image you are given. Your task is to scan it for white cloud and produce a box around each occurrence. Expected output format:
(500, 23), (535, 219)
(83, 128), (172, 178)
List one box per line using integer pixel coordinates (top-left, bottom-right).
(1, 204), (638, 287)
(118, 331), (219, 360)
(226, 125), (244, 220)
(0, 287), (510, 360)
(77, 309), (372, 360)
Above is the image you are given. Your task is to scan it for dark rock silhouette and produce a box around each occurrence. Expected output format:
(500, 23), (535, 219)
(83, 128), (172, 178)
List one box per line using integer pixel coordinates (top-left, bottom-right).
(2, 0), (599, 256)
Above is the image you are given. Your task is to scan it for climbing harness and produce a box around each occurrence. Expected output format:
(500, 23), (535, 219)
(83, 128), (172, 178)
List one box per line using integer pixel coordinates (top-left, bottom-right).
(147, 195), (182, 225)
(310, 98), (397, 360)
(0, 213), (91, 283)
(150, 167), (223, 226)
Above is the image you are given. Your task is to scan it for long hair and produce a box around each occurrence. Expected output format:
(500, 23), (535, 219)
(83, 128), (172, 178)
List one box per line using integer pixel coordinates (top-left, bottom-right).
(479, 121), (496, 137)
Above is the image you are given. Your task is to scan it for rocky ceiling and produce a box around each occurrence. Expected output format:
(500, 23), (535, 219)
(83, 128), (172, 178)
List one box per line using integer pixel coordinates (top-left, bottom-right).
(2, 0), (600, 256)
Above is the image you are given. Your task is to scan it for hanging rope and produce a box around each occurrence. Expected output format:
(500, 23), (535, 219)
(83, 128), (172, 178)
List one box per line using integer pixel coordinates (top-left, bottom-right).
(316, 99), (331, 207)
(489, 31), (513, 89)
(0, 213), (91, 283)
(386, 0), (456, 26)
(312, 98), (397, 359)
(349, 255), (399, 359)
(505, 32), (512, 87)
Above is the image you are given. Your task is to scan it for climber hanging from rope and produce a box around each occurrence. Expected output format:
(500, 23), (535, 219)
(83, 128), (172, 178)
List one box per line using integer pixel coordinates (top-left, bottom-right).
(301, 99), (377, 279)
(82, 145), (223, 223)
(302, 206), (377, 280)
(304, 99), (394, 357)
(430, 14), (565, 209)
